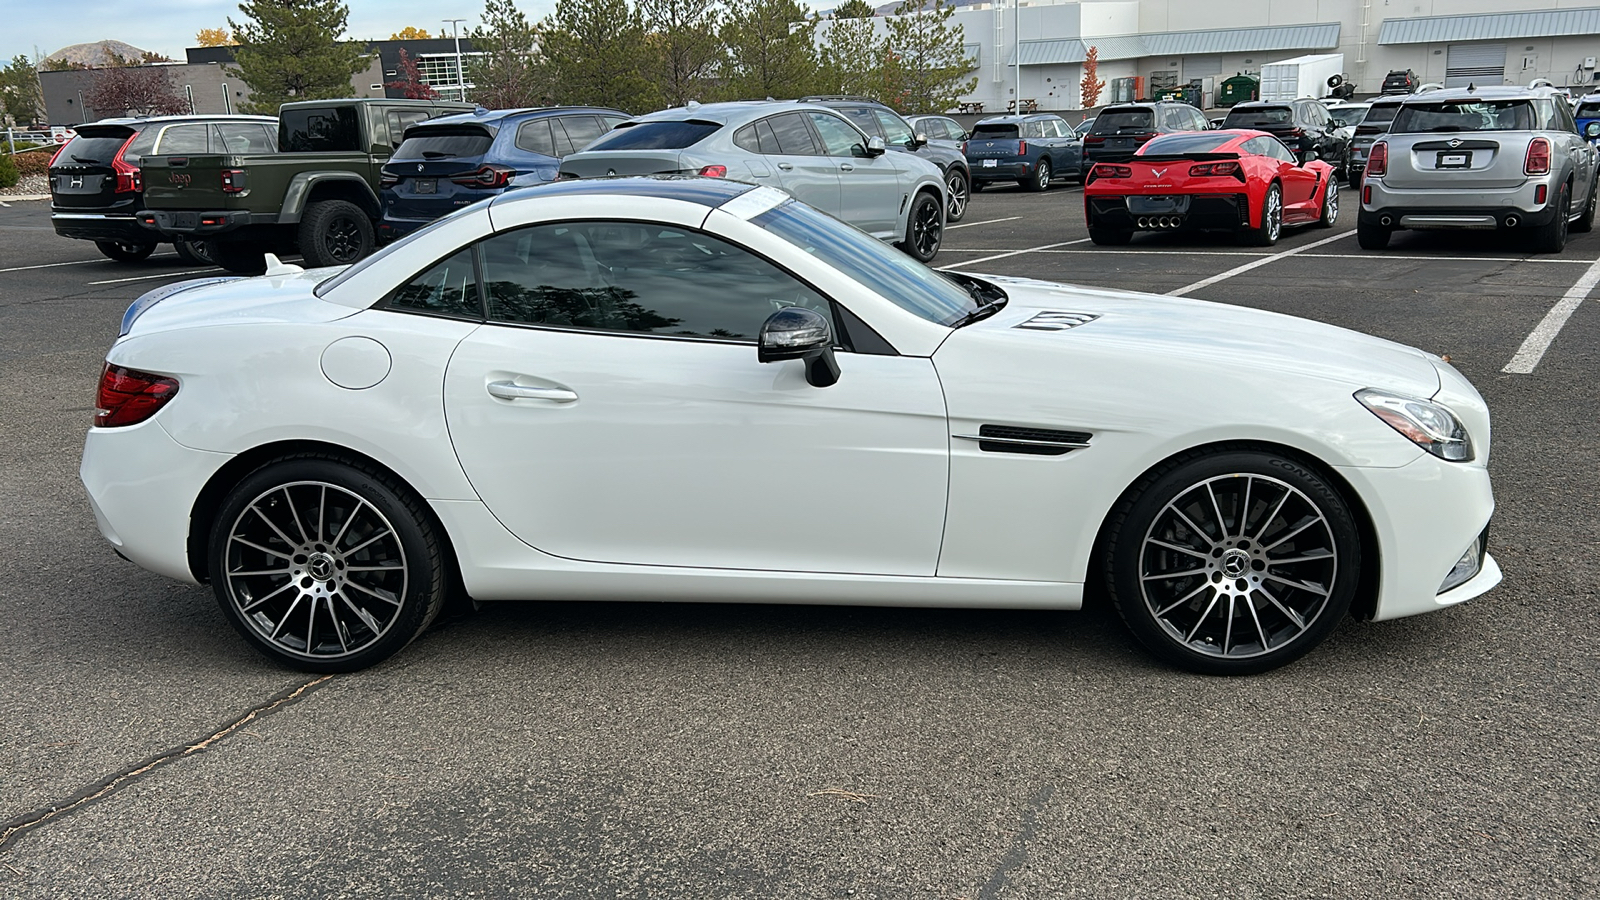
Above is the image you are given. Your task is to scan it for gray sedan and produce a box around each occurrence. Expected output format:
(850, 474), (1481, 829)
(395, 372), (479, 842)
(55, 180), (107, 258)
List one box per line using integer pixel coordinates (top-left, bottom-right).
(560, 101), (948, 262)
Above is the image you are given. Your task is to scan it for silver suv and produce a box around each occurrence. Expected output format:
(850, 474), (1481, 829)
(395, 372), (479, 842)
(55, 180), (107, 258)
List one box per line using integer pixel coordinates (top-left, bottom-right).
(1359, 85), (1599, 252)
(559, 101), (948, 262)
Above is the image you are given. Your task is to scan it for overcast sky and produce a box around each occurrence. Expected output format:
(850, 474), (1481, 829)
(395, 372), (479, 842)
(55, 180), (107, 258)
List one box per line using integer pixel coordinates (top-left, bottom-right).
(2, 0), (562, 65)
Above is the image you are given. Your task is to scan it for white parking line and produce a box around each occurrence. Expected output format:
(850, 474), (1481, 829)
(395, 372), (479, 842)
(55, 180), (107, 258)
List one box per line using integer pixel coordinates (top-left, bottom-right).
(1024, 248), (1595, 264)
(947, 216), (1023, 230)
(1166, 231), (1357, 297)
(939, 238), (1092, 270)
(87, 267), (217, 285)
(0, 255), (174, 274)
(1502, 254), (1600, 374)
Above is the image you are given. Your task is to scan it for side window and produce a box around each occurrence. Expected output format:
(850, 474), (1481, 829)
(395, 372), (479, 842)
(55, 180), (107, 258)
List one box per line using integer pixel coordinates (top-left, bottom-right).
(733, 124), (761, 152)
(1556, 99), (1579, 133)
(155, 124), (210, 154)
(122, 128), (159, 164)
(280, 107), (360, 152)
(213, 123), (273, 154)
(481, 221), (834, 340)
(515, 119), (557, 156)
(947, 118), (969, 141)
(386, 248), (481, 318)
(601, 116), (629, 130)
(387, 110), (432, 146)
(808, 112), (863, 157)
(874, 110), (915, 146)
(1271, 139), (1296, 162)
(754, 119), (782, 154)
(767, 113), (819, 155)
(1190, 109), (1207, 131)
(556, 116), (605, 153)
(841, 107), (883, 137)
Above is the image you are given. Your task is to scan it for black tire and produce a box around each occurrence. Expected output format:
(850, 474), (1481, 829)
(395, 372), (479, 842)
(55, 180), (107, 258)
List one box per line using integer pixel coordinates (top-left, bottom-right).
(298, 199), (375, 268)
(208, 456), (447, 672)
(1102, 450), (1361, 676)
(1088, 226), (1133, 246)
(1529, 181), (1570, 254)
(172, 238), (214, 267)
(1242, 183), (1283, 246)
(1022, 158), (1052, 192)
(899, 190), (943, 263)
(1315, 177), (1339, 228)
(1356, 218), (1391, 250)
(944, 167), (969, 223)
(95, 239), (156, 263)
(1573, 176), (1597, 234)
(970, 180), (984, 193)
(1346, 165), (1362, 190)
(211, 240), (267, 275)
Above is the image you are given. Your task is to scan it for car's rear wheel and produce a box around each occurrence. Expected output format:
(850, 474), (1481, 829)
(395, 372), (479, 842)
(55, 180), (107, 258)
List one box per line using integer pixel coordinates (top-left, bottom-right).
(1022, 158), (1052, 192)
(1356, 218), (1391, 250)
(208, 456), (447, 672)
(1529, 180), (1570, 253)
(1088, 226), (1133, 246)
(1242, 183), (1282, 246)
(945, 168), (969, 222)
(1103, 450), (1361, 675)
(172, 238), (214, 267)
(1346, 165), (1362, 190)
(1316, 178), (1338, 228)
(900, 190), (943, 262)
(95, 239), (156, 263)
(211, 240), (267, 275)
(299, 199), (374, 268)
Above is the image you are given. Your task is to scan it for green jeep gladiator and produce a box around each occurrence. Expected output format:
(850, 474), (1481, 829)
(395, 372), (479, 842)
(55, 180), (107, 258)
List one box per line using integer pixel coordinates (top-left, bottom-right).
(137, 98), (470, 273)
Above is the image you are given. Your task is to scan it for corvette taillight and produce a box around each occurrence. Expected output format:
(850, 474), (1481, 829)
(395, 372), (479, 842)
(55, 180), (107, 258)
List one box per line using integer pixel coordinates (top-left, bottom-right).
(95, 363), (179, 428)
(451, 164), (515, 189)
(1367, 141), (1388, 177)
(1525, 137), (1551, 175)
(1189, 161), (1242, 178)
(1085, 163), (1132, 185)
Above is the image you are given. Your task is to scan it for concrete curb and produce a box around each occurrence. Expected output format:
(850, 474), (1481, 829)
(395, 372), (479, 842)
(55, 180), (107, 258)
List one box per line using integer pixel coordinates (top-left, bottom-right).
(0, 194), (51, 203)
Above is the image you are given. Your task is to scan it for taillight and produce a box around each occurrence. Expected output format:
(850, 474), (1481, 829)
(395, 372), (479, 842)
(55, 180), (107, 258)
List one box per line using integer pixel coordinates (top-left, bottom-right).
(1085, 163), (1132, 185)
(1017, 140), (1027, 154)
(1189, 161), (1242, 178)
(111, 134), (141, 194)
(698, 165), (728, 177)
(1363, 184), (1372, 204)
(1367, 141), (1388, 177)
(451, 164), (515, 189)
(959, 141), (967, 153)
(1084, 134), (1105, 144)
(1525, 137), (1551, 175)
(220, 168), (247, 193)
(95, 363), (178, 428)
(49, 142), (68, 167)
(380, 171), (399, 188)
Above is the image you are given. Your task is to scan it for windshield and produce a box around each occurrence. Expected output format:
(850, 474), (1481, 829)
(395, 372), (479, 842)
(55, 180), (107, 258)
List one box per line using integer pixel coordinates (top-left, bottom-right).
(1359, 105), (1400, 128)
(584, 121), (719, 151)
(1391, 100), (1535, 133)
(1140, 133), (1232, 155)
(971, 123), (1019, 139)
(1225, 107), (1293, 127)
(1328, 107), (1369, 127)
(750, 200), (978, 328)
(1092, 110), (1154, 133)
(1577, 102), (1600, 118)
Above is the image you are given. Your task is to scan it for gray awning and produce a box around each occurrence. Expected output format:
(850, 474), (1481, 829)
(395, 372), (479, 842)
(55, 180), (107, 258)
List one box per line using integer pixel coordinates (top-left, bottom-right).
(1010, 23), (1340, 66)
(1379, 7), (1600, 45)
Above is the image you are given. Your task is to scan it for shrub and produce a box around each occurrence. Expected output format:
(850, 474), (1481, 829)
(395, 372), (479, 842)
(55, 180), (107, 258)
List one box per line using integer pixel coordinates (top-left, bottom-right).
(0, 154), (19, 189)
(8, 140), (41, 151)
(12, 149), (50, 177)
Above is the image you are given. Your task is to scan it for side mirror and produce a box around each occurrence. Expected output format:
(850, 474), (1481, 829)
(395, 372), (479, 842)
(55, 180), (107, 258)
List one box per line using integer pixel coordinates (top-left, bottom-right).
(758, 308), (840, 388)
(913, 131), (929, 148)
(1303, 150), (1320, 162)
(865, 136), (887, 157)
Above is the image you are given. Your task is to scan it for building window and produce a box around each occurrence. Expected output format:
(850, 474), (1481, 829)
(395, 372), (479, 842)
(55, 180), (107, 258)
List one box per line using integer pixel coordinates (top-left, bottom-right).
(415, 53), (483, 94)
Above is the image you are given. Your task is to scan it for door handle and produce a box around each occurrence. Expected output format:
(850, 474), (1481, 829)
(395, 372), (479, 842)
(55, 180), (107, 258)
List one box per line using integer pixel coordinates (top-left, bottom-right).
(840, 164), (855, 172)
(487, 381), (578, 403)
(777, 162), (794, 171)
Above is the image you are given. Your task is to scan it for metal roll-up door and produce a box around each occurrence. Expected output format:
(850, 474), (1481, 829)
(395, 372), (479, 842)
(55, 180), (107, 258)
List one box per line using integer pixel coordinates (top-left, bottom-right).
(1446, 43), (1507, 88)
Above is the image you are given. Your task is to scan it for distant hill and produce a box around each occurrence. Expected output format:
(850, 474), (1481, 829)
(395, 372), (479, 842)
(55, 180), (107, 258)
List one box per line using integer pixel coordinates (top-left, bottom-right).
(43, 40), (155, 68)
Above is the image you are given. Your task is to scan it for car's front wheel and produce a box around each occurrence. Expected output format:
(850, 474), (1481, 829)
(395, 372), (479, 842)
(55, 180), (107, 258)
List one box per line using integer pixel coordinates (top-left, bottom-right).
(899, 190), (943, 262)
(1316, 178), (1338, 228)
(95, 239), (156, 263)
(1103, 450), (1361, 675)
(208, 456), (448, 672)
(945, 168), (969, 222)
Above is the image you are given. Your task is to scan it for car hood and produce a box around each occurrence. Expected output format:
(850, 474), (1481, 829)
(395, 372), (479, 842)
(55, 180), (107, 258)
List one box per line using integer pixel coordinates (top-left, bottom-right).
(118, 268), (359, 338)
(950, 275), (1442, 397)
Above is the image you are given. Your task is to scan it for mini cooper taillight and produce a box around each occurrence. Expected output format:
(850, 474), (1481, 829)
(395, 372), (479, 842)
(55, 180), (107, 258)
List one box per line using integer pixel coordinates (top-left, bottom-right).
(1525, 137), (1551, 175)
(95, 363), (179, 428)
(1366, 141), (1388, 177)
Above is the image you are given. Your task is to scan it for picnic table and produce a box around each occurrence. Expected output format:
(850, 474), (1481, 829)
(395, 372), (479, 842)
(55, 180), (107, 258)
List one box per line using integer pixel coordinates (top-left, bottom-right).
(957, 101), (985, 114)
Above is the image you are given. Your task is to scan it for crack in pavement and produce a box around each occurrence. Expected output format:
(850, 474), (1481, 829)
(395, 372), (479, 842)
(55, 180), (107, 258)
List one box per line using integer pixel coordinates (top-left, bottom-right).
(977, 783), (1056, 899)
(0, 675), (335, 853)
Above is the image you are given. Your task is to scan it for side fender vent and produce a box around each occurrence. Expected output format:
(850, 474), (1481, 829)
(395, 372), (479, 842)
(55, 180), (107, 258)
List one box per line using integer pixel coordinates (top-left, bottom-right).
(955, 424), (1093, 456)
(1015, 311), (1099, 331)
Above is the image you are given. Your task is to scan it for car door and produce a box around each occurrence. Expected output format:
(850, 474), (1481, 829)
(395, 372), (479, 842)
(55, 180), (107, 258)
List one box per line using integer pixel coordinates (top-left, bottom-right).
(763, 112), (842, 214)
(441, 219), (950, 575)
(1549, 98), (1597, 203)
(808, 111), (903, 238)
(1261, 137), (1319, 212)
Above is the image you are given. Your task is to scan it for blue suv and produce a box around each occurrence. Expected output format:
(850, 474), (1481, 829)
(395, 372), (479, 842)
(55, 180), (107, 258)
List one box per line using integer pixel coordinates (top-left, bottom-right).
(379, 106), (630, 239)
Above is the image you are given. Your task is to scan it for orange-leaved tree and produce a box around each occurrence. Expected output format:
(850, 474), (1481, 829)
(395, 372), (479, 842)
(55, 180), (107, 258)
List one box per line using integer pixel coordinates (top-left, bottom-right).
(1081, 45), (1105, 108)
(391, 26), (432, 40)
(196, 27), (235, 47)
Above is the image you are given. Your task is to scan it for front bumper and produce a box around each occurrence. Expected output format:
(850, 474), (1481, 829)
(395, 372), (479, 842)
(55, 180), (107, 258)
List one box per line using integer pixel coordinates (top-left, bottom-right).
(1086, 193), (1253, 231)
(137, 209), (270, 237)
(1362, 177), (1556, 230)
(81, 419), (233, 585)
(51, 211), (158, 244)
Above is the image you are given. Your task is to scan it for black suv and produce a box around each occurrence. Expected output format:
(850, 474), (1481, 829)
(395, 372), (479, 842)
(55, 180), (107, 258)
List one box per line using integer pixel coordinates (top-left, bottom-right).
(800, 96), (973, 222)
(48, 114), (278, 263)
(1082, 101), (1208, 166)
(1382, 70), (1420, 95)
(1221, 99), (1349, 176)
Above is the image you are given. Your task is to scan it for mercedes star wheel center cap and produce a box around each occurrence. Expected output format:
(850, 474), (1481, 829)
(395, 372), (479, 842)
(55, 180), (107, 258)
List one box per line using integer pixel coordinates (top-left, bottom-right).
(1221, 548), (1251, 578)
(307, 552), (336, 582)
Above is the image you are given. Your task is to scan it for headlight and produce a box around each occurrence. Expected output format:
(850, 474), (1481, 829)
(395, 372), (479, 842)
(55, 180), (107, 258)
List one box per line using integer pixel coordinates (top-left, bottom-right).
(1355, 388), (1474, 461)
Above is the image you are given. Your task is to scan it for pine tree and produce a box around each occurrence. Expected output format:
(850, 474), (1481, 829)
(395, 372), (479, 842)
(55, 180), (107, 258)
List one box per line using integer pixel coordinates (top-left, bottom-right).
(0, 56), (46, 126)
(639, 0), (724, 107)
(881, 0), (975, 114)
(228, 0), (371, 114)
(820, 8), (886, 98)
(468, 0), (544, 107)
(719, 0), (824, 101)
(540, 0), (659, 113)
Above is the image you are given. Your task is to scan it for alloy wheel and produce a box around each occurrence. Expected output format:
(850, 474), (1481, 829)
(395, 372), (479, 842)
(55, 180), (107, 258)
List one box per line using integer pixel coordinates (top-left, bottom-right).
(221, 481), (409, 662)
(1137, 473), (1338, 661)
(911, 197), (942, 258)
(946, 170), (969, 221)
(1266, 188), (1283, 241)
(1036, 160), (1052, 190)
(324, 215), (366, 263)
(1323, 180), (1339, 224)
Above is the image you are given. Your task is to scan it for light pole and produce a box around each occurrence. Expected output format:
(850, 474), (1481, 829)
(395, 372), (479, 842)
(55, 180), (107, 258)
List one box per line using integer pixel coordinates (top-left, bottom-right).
(443, 18), (468, 102)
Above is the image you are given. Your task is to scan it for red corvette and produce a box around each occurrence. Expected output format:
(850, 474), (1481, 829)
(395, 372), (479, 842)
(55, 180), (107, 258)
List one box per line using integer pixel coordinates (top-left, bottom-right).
(1083, 130), (1339, 246)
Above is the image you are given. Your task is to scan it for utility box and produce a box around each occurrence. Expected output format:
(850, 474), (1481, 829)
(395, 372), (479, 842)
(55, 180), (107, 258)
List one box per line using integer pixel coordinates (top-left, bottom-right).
(1259, 53), (1345, 101)
(1217, 74), (1259, 106)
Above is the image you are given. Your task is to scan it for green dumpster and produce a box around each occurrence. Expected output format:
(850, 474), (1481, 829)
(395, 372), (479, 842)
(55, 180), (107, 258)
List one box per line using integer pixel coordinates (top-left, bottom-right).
(1218, 74), (1259, 107)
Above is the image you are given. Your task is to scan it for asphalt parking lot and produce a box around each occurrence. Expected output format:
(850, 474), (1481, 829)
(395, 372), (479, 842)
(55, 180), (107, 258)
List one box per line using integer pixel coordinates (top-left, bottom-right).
(1, 186), (1597, 898)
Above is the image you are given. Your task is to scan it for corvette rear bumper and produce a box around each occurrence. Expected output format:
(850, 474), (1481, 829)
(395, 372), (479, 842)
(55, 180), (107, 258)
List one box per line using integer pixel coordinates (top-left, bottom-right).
(1086, 193), (1253, 230)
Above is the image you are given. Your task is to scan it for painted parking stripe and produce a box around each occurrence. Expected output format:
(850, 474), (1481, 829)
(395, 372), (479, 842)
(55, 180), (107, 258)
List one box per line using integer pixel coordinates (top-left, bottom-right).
(947, 216), (1023, 230)
(1166, 230), (1357, 297)
(87, 267), (217, 285)
(938, 238), (1092, 270)
(1025, 248), (1595, 264)
(1, 254), (177, 274)
(1502, 253), (1600, 374)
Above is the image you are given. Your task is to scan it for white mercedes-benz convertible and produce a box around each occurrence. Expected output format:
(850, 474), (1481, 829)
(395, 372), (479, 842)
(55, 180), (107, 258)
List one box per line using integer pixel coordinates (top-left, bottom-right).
(82, 177), (1499, 675)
